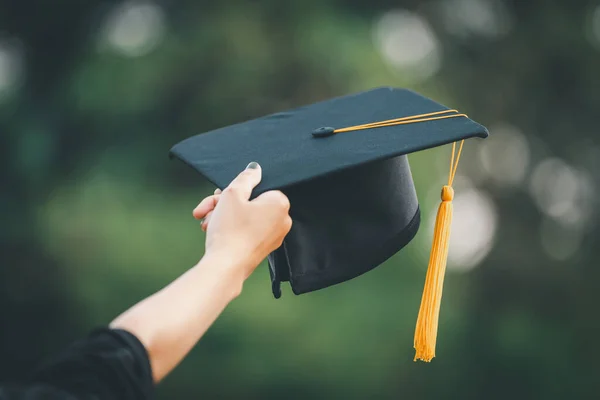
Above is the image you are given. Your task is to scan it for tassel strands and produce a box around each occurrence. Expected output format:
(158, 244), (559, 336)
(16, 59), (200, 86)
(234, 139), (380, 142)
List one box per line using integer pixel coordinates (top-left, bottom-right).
(413, 140), (464, 362)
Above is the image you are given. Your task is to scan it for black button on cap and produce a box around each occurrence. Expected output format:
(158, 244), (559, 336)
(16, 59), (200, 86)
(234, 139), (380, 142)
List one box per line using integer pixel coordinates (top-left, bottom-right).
(311, 126), (335, 138)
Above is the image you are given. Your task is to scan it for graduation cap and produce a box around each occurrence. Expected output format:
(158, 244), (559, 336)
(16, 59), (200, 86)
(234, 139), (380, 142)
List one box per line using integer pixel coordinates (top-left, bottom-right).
(169, 87), (488, 362)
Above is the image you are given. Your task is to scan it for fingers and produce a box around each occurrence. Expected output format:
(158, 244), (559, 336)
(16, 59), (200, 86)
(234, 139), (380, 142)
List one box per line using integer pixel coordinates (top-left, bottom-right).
(201, 217), (210, 231)
(254, 189), (290, 212)
(200, 188), (222, 231)
(256, 189), (292, 222)
(193, 194), (220, 220)
(223, 162), (262, 201)
(193, 188), (223, 220)
(253, 190), (293, 247)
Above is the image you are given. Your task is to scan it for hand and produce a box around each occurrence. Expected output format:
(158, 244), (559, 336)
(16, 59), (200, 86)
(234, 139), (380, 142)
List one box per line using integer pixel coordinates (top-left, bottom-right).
(192, 162), (292, 281)
(194, 188), (222, 233)
(109, 165), (291, 384)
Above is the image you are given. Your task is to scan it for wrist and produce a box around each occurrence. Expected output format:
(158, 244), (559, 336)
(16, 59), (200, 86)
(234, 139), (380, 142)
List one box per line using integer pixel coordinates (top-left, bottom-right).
(196, 250), (248, 299)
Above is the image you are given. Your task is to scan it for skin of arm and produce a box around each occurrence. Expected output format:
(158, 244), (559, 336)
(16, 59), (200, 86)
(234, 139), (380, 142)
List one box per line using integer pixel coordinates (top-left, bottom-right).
(109, 253), (245, 383)
(109, 162), (292, 383)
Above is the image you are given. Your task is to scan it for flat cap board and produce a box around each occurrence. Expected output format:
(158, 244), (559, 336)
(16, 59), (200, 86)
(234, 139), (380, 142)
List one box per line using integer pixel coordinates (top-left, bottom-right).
(169, 87), (488, 196)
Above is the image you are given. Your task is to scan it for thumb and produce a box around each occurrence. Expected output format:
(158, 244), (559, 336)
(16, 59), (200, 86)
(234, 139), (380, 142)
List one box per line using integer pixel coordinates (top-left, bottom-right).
(225, 162), (262, 200)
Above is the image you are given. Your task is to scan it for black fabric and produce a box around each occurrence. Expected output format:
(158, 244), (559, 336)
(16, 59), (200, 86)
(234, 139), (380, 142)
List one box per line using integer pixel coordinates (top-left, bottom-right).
(169, 87), (487, 195)
(0, 328), (154, 400)
(169, 87), (489, 297)
(270, 155), (420, 296)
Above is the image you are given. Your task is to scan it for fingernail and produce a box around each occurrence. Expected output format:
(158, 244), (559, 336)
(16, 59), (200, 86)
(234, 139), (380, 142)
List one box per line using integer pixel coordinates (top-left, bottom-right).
(246, 161), (259, 170)
(199, 218), (205, 225)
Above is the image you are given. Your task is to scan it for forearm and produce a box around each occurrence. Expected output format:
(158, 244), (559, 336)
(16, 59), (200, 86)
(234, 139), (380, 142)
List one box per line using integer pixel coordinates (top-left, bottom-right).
(109, 252), (245, 383)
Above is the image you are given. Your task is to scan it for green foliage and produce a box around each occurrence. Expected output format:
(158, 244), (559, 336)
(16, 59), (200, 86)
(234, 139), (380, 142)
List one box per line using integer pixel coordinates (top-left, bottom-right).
(2, 0), (600, 398)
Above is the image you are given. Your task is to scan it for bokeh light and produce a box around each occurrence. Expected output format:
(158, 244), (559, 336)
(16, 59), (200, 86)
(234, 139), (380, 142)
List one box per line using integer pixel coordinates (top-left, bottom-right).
(373, 10), (440, 82)
(0, 38), (24, 101)
(477, 123), (531, 188)
(448, 187), (497, 271)
(98, 0), (166, 57)
(539, 218), (584, 261)
(440, 0), (513, 38)
(425, 177), (498, 272)
(588, 5), (600, 49)
(3, 1), (600, 398)
(529, 158), (595, 230)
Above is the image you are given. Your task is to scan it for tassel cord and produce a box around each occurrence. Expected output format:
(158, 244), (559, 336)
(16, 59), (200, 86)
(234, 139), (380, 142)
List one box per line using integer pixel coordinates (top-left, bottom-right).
(413, 140), (464, 362)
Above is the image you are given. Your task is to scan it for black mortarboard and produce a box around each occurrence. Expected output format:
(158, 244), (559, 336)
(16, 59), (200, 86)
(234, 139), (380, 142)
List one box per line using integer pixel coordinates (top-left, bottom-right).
(170, 87), (488, 361)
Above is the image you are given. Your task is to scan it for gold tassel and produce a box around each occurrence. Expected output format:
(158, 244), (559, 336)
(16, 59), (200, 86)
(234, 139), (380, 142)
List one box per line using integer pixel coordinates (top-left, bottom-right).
(413, 140), (464, 362)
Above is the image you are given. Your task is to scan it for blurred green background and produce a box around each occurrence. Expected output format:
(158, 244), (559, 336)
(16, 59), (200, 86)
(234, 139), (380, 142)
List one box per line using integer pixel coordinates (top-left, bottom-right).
(1, 0), (600, 398)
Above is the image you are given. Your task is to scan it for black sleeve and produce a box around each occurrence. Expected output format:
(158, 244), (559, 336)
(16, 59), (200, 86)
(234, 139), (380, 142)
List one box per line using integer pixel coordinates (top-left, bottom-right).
(0, 328), (154, 400)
